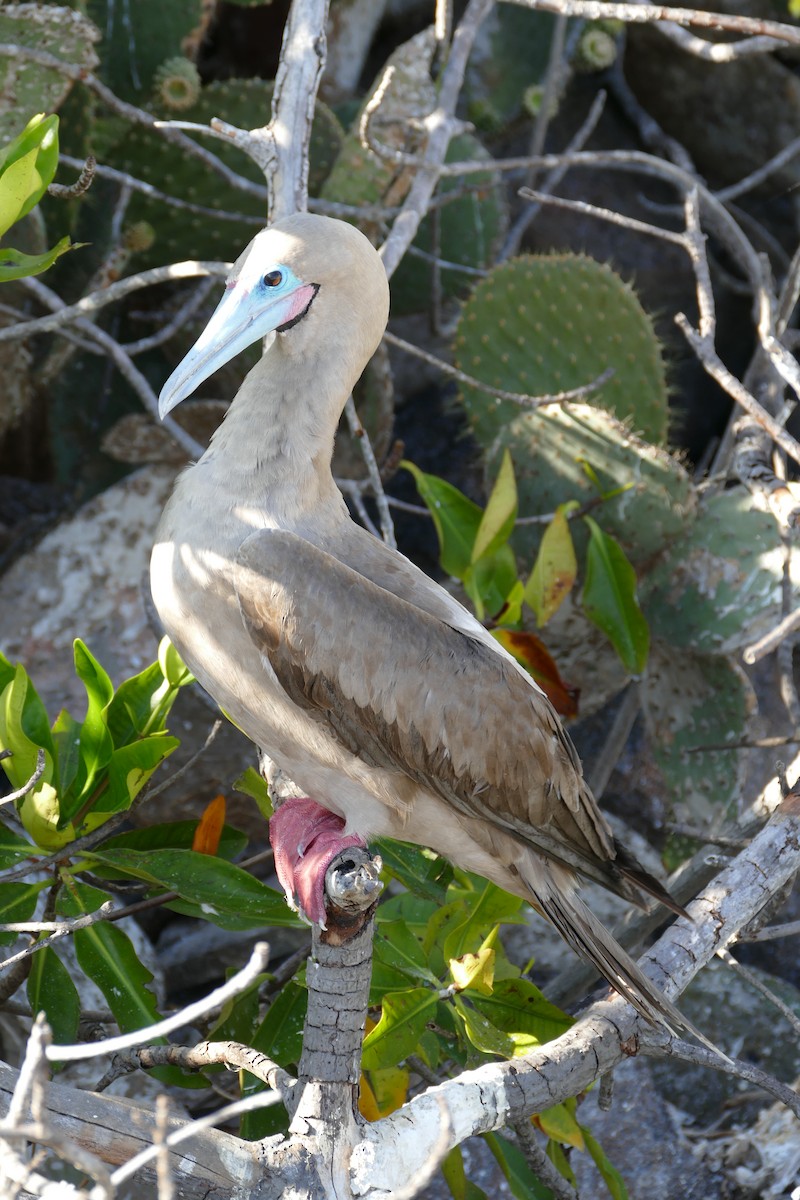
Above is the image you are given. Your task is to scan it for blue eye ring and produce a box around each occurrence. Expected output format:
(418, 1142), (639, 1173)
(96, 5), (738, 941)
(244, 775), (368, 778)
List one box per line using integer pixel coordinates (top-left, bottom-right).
(263, 269), (284, 288)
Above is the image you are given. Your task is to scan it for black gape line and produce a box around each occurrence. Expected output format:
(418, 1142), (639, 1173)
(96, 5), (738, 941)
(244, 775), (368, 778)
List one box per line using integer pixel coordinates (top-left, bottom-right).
(277, 282), (320, 333)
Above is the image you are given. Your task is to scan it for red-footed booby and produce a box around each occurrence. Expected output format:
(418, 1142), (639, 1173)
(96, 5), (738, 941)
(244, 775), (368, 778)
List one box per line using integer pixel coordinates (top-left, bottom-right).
(152, 213), (690, 1032)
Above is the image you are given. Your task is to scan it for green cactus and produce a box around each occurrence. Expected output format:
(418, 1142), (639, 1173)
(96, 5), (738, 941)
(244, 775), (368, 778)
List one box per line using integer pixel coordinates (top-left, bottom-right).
(640, 488), (790, 654)
(0, 5), (100, 142)
(573, 26), (619, 73)
(153, 57), (202, 112)
(107, 79), (343, 268)
(455, 253), (669, 446)
(642, 644), (755, 821)
(85, 0), (201, 105)
(485, 403), (695, 568)
(464, 4), (558, 125)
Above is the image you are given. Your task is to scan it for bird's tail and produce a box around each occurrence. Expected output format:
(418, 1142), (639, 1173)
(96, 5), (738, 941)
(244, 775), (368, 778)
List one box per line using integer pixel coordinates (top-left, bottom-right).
(521, 860), (714, 1048)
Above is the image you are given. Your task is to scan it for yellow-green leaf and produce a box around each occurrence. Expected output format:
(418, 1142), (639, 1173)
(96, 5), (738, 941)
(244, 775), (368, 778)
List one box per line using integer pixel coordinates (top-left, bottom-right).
(449, 944), (495, 995)
(535, 1101), (585, 1150)
(525, 503), (578, 625)
(472, 449), (517, 563)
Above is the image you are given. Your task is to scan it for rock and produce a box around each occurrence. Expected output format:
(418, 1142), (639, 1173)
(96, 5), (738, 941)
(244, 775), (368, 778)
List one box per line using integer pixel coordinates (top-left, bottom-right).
(0, 464), (263, 837)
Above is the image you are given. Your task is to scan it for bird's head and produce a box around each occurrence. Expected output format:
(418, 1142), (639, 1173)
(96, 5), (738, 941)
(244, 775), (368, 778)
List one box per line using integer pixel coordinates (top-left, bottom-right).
(158, 213), (390, 418)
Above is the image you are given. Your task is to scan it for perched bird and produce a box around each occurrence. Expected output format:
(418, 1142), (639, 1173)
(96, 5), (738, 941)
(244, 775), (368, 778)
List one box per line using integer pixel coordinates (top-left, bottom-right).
(152, 213), (689, 1032)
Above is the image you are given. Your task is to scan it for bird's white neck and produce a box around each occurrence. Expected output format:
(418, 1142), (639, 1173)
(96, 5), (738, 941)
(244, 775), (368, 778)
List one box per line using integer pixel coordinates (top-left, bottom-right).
(176, 334), (358, 535)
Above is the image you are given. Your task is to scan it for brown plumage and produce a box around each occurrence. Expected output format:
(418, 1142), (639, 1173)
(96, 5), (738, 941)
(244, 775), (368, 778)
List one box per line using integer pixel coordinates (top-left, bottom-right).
(152, 212), (693, 1035)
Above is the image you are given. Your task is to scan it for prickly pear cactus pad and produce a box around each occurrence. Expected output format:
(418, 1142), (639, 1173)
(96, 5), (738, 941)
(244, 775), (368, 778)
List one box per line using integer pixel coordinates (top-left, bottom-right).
(0, 5), (100, 143)
(455, 254), (669, 446)
(487, 404), (696, 568)
(642, 644), (755, 822)
(640, 488), (794, 654)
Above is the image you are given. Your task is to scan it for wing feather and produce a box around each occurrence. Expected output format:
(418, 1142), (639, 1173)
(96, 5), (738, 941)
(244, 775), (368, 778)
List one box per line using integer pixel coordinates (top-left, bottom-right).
(235, 529), (648, 903)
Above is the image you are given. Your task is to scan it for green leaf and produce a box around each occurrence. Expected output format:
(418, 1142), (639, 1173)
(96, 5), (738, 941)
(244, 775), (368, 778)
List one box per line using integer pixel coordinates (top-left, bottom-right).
(537, 1100), (585, 1149)
(252, 979), (307, 1067)
(525, 504), (578, 625)
(471, 978), (573, 1048)
(472, 449), (518, 563)
(582, 517), (649, 675)
(61, 641), (115, 822)
(234, 765), (273, 819)
(361, 987), (439, 1070)
(581, 1127), (629, 1200)
(99, 820), (248, 860)
(372, 920), (440, 999)
(463, 543), (519, 622)
(89, 848), (302, 927)
(442, 878), (525, 962)
(454, 995), (514, 1057)
(373, 838), (453, 903)
(157, 637), (193, 688)
(27, 946), (81, 1048)
(0, 664), (55, 789)
(0, 114), (59, 228)
(0, 881), (47, 946)
(484, 1132), (554, 1200)
(73, 920), (160, 1033)
(104, 661), (168, 747)
(0, 823), (35, 869)
(0, 236), (75, 282)
(98, 735), (179, 815)
(442, 1146), (490, 1200)
(402, 460), (483, 578)
(51, 709), (82, 799)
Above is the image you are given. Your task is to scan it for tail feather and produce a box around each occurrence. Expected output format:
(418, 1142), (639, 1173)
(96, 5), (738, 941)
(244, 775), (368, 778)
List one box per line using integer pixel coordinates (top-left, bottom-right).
(523, 862), (721, 1054)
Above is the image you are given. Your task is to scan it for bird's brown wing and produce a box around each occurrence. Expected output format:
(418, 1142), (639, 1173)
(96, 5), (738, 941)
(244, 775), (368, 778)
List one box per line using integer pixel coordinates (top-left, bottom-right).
(234, 529), (663, 907)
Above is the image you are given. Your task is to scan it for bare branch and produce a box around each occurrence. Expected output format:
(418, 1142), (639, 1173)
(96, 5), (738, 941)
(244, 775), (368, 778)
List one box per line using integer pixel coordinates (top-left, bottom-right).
(505, 0), (800, 46)
(0, 750), (46, 807)
(676, 315), (800, 471)
(45, 942), (270, 1063)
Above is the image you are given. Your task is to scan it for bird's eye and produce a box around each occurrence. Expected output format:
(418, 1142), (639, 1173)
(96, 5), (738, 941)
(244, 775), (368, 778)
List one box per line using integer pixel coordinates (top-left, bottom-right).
(263, 269), (284, 288)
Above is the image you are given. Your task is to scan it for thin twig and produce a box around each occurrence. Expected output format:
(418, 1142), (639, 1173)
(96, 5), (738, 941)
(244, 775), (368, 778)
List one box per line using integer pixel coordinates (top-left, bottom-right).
(0, 261), (229, 345)
(511, 1119), (578, 1200)
(45, 943), (271, 1063)
(738, 919), (800, 943)
(644, 1035), (800, 1119)
(0, 44), (267, 200)
(344, 396), (396, 547)
(506, 0), (800, 45)
(0, 750), (46, 807)
(0, 904), (116, 972)
(748, 600), (800, 667)
(676, 315), (800, 471)
(47, 154), (96, 200)
(716, 947), (800, 1037)
(110, 1091), (282, 1189)
(383, 330), (614, 408)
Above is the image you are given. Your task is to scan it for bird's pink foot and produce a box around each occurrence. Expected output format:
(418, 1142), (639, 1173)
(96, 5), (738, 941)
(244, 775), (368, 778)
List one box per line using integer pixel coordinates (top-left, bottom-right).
(269, 796), (365, 927)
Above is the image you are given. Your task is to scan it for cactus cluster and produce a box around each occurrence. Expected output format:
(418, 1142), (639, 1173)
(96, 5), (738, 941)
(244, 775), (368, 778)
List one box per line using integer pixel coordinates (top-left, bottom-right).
(451, 250), (779, 820)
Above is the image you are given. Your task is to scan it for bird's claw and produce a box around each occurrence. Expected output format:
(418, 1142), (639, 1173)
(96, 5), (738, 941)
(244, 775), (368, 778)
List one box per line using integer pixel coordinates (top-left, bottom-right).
(269, 796), (366, 928)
